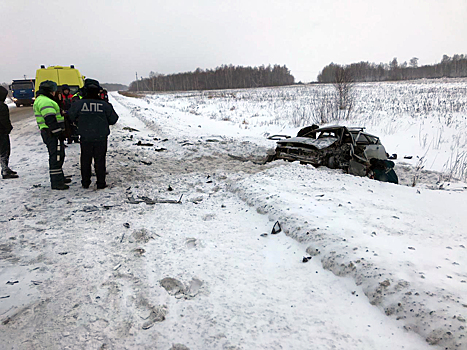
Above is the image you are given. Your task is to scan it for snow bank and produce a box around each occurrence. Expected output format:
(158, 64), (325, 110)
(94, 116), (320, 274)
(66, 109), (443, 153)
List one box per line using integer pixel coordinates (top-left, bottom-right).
(230, 163), (467, 348)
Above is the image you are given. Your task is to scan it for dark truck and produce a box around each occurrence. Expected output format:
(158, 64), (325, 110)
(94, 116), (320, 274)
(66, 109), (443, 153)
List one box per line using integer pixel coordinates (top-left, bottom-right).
(9, 79), (35, 107)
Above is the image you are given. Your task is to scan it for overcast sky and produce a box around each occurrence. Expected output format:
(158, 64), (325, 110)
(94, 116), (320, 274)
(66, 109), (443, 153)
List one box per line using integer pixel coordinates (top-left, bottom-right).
(1, 0), (466, 85)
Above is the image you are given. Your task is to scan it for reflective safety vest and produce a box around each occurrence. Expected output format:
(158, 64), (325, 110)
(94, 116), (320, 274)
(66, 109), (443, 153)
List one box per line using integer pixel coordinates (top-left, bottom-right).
(33, 95), (63, 130)
(72, 92), (82, 101)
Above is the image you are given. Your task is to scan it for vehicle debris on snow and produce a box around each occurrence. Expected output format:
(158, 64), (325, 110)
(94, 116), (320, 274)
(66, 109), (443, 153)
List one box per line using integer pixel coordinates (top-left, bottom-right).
(271, 221), (282, 234)
(134, 141), (153, 146)
(122, 127), (139, 132)
(127, 195), (183, 205)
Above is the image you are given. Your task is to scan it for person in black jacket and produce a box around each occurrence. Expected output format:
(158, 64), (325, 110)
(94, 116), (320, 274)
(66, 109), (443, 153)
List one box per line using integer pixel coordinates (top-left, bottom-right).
(0, 86), (18, 179)
(60, 84), (79, 144)
(68, 79), (119, 189)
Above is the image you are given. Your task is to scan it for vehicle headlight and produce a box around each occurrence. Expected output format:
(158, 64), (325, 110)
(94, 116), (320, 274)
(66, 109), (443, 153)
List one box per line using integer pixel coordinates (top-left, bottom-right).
(32, 97), (35, 100)
(12, 98), (17, 101)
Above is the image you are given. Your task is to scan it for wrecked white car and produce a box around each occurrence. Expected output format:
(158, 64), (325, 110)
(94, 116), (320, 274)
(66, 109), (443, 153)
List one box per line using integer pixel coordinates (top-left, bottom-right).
(268, 125), (398, 183)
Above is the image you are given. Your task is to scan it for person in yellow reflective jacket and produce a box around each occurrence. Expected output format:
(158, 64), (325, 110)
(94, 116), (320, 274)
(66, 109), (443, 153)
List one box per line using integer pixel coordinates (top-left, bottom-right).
(33, 80), (71, 190)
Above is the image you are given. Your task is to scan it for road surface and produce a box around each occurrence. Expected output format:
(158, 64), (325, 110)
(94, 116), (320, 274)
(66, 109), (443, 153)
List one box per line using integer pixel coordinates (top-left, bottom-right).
(9, 105), (33, 124)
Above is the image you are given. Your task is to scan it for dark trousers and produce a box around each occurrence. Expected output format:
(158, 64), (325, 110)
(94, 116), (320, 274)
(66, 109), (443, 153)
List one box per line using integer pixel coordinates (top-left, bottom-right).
(80, 140), (108, 187)
(65, 116), (79, 143)
(40, 129), (66, 187)
(70, 123), (79, 143)
(0, 134), (11, 174)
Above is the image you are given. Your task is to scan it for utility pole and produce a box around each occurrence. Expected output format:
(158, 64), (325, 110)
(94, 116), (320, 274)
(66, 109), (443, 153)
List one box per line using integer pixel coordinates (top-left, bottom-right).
(24, 75), (26, 80)
(136, 72), (139, 91)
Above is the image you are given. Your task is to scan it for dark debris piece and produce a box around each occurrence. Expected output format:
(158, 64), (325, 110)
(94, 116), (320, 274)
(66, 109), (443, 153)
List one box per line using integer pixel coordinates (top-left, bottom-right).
(302, 257), (312, 263)
(134, 248), (145, 255)
(6, 281), (19, 285)
(271, 221), (282, 235)
(140, 196), (156, 205)
(154, 148), (167, 152)
(135, 141), (154, 147)
(82, 206), (100, 212)
(123, 223), (130, 228)
(127, 195), (183, 205)
(123, 127), (140, 132)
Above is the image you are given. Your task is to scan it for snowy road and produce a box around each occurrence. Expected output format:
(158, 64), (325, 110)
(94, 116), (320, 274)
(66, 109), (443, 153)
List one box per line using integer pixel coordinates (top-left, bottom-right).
(9, 105), (33, 123)
(0, 91), (457, 349)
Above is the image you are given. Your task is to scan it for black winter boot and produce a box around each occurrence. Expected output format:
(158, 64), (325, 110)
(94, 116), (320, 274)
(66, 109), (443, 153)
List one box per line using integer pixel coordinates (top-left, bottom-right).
(51, 184), (69, 190)
(2, 173), (19, 179)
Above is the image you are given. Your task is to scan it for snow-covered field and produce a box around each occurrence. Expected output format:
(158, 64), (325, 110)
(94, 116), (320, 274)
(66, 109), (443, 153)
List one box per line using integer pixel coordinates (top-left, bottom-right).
(1, 80), (466, 349)
(126, 79), (467, 181)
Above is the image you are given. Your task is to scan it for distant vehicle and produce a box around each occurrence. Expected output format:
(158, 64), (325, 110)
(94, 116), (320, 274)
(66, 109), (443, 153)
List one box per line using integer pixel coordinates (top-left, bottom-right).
(35, 65), (85, 95)
(9, 79), (35, 107)
(268, 125), (398, 183)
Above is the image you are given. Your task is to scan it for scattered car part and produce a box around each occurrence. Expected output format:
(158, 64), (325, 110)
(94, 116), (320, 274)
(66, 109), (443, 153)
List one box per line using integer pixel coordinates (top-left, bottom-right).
(271, 221), (282, 234)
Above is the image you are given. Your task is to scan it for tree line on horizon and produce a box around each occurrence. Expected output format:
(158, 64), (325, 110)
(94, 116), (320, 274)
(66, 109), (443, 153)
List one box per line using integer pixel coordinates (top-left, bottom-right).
(101, 83), (128, 92)
(128, 64), (294, 92)
(317, 54), (467, 83)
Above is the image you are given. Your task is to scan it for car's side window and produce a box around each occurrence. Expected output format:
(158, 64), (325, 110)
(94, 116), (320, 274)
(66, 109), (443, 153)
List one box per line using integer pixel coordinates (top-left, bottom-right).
(366, 135), (379, 144)
(355, 133), (370, 144)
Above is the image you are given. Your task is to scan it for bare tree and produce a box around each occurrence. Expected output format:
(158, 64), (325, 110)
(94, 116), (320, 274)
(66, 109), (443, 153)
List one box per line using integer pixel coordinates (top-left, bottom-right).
(409, 57), (419, 68)
(333, 66), (354, 112)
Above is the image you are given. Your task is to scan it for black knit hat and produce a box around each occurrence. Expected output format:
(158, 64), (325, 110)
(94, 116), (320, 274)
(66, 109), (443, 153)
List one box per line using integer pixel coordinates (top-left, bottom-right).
(39, 80), (58, 93)
(84, 78), (101, 90)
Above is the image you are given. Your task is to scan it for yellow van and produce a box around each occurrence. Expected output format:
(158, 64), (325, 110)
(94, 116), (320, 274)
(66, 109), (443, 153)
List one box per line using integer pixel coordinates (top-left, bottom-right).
(35, 65), (85, 96)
